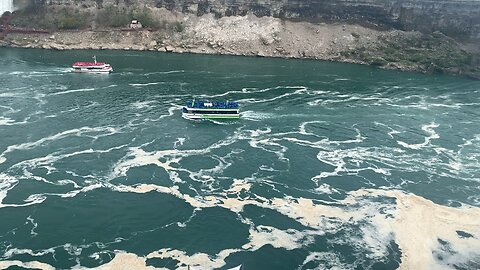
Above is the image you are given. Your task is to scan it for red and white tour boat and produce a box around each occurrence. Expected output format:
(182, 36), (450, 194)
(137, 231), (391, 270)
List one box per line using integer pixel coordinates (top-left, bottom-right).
(72, 56), (113, 73)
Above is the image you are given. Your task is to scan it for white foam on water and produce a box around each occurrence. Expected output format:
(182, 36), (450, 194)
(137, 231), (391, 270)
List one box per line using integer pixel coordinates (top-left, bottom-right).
(307, 91), (391, 107)
(144, 70), (185, 76)
(249, 137), (289, 163)
(111, 128), (244, 179)
(3, 247), (56, 259)
(129, 82), (164, 87)
(0, 261), (55, 270)
(397, 122), (440, 150)
(350, 189), (480, 270)
(0, 174), (45, 208)
(298, 252), (353, 270)
(0, 126), (120, 165)
(75, 251), (159, 270)
(112, 148), (181, 177)
(201, 85), (298, 99)
(150, 105), (179, 122)
(359, 217), (395, 260)
(87, 224), (321, 269)
(0, 115), (29, 127)
(452, 134), (480, 179)
(76, 248), (238, 269)
(240, 111), (276, 121)
(258, 165), (280, 172)
(11, 145), (126, 176)
(60, 183), (104, 198)
(0, 116), (15, 126)
(315, 183), (340, 194)
(243, 225), (319, 251)
(147, 248), (238, 270)
(169, 171), (184, 184)
(0, 174), (18, 208)
(248, 127), (271, 137)
(238, 88), (307, 105)
(173, 137), (186, 148)
(226, 179), (252, 194)
(15, 184), (472, 269)
(374, 122), (402, 139)
(64, 243), (83, 256)
(1, 105), (476, 268)
(299, 120), (327, 136)
(206, 119), (240, 125)
(55, 179), (80, 188)
(287, 123), (478, 185)
(26, 216), (38, 237)
(130, 100), (157, 110)
(49, 88), (96, 96)
(188, 157), (232, 189)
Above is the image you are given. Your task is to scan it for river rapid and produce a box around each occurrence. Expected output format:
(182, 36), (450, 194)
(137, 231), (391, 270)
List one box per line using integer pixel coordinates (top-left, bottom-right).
(0, 48), (479, 270)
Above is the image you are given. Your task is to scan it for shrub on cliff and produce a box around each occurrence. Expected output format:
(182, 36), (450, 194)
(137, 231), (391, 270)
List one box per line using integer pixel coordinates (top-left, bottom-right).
(130, 7), (158, 28)
(9, 3), (46, 29)
(44, 9), (90, 30)
(61, 11), (89, 29)
(57, 16), (86, 29)
(10, 6), (90, 30)
(96, 5), (130, 28)
(175, 21), (184, 32)
(95, 6), (160, 28)
(2, 11), (12, 18)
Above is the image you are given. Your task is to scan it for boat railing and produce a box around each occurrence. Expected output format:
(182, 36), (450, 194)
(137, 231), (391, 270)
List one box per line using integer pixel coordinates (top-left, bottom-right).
(185, 100), (239, 109)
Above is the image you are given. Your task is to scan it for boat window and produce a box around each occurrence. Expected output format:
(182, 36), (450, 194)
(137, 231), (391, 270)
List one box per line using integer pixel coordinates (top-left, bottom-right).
(190, 110), (238, 114)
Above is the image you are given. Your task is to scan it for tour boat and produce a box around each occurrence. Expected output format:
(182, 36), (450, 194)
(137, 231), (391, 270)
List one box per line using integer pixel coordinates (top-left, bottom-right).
(72, 56), (113, 73)
(182, 99), (240, 120)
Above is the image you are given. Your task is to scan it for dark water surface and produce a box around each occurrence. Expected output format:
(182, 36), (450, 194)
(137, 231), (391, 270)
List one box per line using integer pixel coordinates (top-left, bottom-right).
(0, 48), (479, 269)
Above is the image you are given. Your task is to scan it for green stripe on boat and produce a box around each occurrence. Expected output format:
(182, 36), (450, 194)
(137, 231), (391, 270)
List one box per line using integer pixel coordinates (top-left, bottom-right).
(202, 115), (241, 119)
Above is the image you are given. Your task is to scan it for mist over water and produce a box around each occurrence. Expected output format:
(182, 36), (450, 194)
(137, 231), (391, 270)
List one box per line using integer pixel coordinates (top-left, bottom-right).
(0, 48), (479, 269)
(0, 0), (14, 14)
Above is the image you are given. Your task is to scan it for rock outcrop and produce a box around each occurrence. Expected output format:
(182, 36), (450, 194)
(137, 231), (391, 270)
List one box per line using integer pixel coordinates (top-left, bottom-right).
(36, 0), (480, 42)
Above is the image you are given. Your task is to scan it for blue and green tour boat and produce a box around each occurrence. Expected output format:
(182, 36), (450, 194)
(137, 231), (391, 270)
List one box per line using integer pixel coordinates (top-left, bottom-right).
(182, 99), (240, 120)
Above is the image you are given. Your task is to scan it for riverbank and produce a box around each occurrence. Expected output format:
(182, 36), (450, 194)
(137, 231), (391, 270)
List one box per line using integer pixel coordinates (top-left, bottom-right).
(2, 10), (479, 79)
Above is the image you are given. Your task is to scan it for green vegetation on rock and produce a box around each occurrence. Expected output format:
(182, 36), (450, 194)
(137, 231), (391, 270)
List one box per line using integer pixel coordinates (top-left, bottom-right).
(96, 6), (160, 28)
(10, 4), (163, 30)
(10, 7), (90, 30)
(174, 21), (185, 32)
(96, 6), (130, 28)
(341, 31), (479, 77)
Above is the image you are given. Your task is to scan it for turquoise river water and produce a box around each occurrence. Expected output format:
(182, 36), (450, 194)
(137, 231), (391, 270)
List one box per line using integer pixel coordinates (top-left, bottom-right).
(0, 48), (479, 270)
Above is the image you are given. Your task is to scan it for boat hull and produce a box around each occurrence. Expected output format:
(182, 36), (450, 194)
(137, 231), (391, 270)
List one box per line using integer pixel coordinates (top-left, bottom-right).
(71, 68), (113, 74)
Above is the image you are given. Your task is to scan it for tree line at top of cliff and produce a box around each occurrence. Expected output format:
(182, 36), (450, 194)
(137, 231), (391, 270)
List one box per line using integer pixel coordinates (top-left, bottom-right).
(3, 4), (183, 31)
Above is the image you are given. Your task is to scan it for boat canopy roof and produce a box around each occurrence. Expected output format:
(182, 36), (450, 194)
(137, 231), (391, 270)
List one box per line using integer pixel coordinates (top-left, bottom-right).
(72, 62), (108, 67)
(185, 100), (239, 109)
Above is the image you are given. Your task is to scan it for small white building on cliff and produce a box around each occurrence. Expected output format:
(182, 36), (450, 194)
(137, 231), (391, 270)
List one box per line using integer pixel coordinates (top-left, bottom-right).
(129, 20), (143, 29)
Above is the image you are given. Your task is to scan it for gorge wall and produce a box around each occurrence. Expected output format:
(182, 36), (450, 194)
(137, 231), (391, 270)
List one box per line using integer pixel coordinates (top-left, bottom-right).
(5, 0), (479, 78)
(36, 0), (480, 42)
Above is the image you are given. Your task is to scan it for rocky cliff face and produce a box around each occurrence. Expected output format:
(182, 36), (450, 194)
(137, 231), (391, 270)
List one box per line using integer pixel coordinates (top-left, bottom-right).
(39, 0), (480, 41)
(5, 1), (480, 79)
